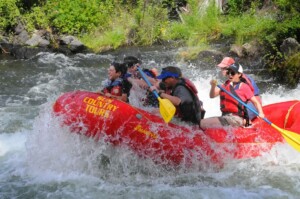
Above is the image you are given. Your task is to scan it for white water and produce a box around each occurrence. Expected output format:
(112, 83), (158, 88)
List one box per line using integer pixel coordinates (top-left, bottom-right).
(0, 51), (300, 198)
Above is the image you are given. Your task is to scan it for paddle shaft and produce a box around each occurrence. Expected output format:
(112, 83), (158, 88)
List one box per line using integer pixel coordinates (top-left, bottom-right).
(217, 84), (272, 125)
(137, 67), (159, 98)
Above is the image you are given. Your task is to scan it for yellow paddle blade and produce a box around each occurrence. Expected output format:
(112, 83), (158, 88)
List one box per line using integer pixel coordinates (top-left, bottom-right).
(158, 97), (176, 123)
(271, 124), (300, 152)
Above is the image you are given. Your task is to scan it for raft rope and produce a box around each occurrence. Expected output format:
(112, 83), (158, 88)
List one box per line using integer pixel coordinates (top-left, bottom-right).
(284, 100), (300, 129)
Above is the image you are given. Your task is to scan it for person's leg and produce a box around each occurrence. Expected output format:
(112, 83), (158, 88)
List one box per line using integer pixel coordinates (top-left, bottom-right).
(200, 117), (223, 129)
(200, 115), (244, 129)
(222, 114), (244, 127)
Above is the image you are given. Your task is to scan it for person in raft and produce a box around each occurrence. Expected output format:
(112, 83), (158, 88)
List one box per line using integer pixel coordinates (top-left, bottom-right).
(140, 68), (160, 107)
(123, 55), (160, 107)
(149, 66), (204, 125)
(101, 62), (131, 102)
(123, 56), (142, 79)
(217, 57), (262, 120)
(200, 63), (265, 129)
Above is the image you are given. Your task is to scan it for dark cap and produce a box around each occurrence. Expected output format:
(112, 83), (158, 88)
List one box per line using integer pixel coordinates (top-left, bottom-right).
(228, 63), (243, 73)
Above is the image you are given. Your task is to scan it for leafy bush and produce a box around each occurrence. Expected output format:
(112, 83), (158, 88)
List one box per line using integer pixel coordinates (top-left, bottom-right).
(165, 0), (221, 46)
(22, 6), (49, 32)
(44, 0), (114, 34)
(131, 1), (169, 45)
(221, 13), (275, 44)
(270, 52), (300, 88)
(227, 0), (263, 15)
(81, 27), (126, 52)
(0, 0), (20, 32)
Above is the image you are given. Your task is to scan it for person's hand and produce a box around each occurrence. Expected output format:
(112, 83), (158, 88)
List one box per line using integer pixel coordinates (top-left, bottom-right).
(258, 112), (265, 119)
(149, 85), (158, 92)
(210, 79), (217, 87)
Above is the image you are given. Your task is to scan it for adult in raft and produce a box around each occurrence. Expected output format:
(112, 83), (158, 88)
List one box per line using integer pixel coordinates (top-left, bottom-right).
(150, 66), (204, 125)
(101, 62), (131, 102)
(217, 57), (262, 121)
(123, 56), (159, 107)
(200, 63), (265, 129)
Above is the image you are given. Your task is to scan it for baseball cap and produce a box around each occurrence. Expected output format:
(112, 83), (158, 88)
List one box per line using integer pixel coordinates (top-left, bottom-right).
(217, 57), (235, 68)
(228, 63), (243, 73)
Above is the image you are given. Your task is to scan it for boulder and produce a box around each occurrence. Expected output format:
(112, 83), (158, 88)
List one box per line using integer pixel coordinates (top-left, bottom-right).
(280, 37), (300, 57)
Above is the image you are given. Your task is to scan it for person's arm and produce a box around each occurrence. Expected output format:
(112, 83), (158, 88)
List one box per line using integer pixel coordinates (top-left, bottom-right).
(250, 96), (265, 118)
(128, 77), (148, 88)
(209, 80), (220, 98)
(159, 92), (181, 106)
(149, 85), (181, 106)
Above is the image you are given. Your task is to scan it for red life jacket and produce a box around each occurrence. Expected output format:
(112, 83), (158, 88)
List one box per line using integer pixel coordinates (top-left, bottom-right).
(220, 80), (248, 118)
(183, 77), (198, 94)
(102, 78), (123, 96)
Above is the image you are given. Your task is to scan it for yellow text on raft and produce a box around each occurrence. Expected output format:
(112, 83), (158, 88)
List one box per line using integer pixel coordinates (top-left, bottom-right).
(134, 124), (158, 139)
(83, 96), (119, 118)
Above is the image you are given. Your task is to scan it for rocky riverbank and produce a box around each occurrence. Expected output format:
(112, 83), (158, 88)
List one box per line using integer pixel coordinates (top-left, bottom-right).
(0, 22), (90, 59)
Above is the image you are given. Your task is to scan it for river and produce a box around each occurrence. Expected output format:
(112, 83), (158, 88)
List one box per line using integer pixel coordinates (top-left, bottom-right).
(1, 47), (300, 199)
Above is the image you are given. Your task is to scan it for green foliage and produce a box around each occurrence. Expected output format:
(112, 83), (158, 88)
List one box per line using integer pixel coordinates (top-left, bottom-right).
(285, 53), (300, 88)
(0, 0), (21, 31)
(22, 6), (49, 32)
(270, 52), (300, 88)
(131, 1), (169, 45)
(165, 0), (220, 46)
(274, 0), (300, 13)
(227, 0), (263, 15)
(81, 0), (169, 50)
(221, 13), (275, 44)
(44, 0), (114, 34)
(80, 27), (126, 52)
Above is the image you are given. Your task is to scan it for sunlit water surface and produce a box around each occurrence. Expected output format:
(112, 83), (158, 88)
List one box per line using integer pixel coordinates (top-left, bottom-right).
(0, 48), (299, 199)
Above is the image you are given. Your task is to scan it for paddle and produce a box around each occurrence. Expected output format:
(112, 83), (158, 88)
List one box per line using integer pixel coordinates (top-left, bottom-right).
(136, 67), (176, 123)
(217, 84), (300, 152)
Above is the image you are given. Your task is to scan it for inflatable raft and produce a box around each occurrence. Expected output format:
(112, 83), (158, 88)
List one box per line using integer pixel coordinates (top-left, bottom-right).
(53, 90), (300, 167)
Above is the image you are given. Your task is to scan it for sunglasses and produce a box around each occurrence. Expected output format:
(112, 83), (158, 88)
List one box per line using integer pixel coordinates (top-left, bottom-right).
(226, 70), (236, 76)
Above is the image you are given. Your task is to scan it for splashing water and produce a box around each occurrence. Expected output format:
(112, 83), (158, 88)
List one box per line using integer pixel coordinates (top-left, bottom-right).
(1, 50), (300, 199)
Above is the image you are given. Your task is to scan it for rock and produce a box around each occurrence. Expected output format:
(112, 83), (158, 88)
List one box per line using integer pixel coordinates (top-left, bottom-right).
(280, 37), (300, 57)
(230, 44), (244, 57)
(14, 22), (26, 35)
(10, 45), (52, 59)
(25, 34), (50, 47)
(242, 40), (263, 57)
(13, 30), (30, 44)
(60, 35), (85, 53)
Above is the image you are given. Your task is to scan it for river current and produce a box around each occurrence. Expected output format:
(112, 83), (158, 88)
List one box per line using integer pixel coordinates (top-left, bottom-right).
(0, 47), (300, 199)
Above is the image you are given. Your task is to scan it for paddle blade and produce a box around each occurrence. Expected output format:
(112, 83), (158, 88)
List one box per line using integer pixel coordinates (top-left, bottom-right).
(271, 124), (300, 152)
(158, 97), (176, 123)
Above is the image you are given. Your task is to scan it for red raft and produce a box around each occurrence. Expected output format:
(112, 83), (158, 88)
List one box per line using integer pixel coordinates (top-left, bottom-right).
(53, 90), (300, 167)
